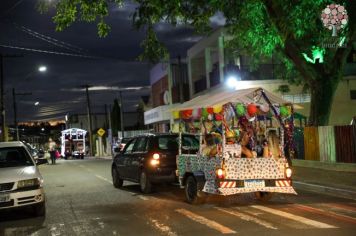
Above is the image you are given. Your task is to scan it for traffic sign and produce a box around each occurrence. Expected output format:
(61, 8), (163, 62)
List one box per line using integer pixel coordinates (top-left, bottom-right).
(97, 128), (106, 137)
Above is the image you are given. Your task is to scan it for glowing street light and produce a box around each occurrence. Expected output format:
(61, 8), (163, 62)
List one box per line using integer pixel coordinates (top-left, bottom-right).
(226, 76), (240, 89)
(34, 101), (40, 106)
(38, 66), (47, 72)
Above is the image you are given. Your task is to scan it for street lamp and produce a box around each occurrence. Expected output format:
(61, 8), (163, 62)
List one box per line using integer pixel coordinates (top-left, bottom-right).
(34, 101), (40, 106)
(38, 66), (47, 72)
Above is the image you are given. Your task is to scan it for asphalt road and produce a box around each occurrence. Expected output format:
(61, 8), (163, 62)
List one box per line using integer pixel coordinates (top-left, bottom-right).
(1, 158), (356, 236)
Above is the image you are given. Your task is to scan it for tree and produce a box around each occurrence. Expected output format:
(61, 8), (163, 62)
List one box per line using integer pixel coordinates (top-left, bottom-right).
(38, 0), (356, 125)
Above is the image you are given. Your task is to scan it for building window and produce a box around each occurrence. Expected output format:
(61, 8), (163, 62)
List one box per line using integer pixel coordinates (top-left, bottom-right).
(282, 94), (311, 103)
(350, 90), (356, 100)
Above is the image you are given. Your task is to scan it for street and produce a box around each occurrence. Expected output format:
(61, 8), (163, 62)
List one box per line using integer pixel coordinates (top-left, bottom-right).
(1, 158), (355, 236)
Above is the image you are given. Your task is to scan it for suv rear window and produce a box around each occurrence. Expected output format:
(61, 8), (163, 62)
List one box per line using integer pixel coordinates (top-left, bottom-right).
(158, 136), (178, 151)
(0, 147), (34, 168)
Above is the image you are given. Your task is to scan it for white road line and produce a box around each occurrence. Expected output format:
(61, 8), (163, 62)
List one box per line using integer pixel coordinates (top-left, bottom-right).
(215, 207), (277, 230)
(251, 205), (337, 229)
(95, 174), (113, 184)
(149, 218), (178, 236)
(175, 209), (236, 234)
(138, 195), (150, 201)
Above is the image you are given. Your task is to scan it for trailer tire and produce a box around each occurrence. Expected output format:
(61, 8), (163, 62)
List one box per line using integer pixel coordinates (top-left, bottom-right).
(185, 176), (205, 204)
(255, 191), (273, 202)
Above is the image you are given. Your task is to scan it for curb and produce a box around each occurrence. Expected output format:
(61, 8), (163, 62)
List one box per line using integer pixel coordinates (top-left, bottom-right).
(294, 181), (356, 201)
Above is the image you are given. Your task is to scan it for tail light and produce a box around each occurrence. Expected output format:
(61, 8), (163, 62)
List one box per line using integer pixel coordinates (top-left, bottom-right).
(216, 168), (225, 179)
(285, 167), (292, 178)
(150, 153), (160, 166)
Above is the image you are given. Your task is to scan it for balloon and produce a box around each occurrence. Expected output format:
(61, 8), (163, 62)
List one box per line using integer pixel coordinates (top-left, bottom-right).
(225, 129), (235, 138)
(202, 108), (209, 119)
(207, 107), (214, 114)
(180, 109), (192, 119)
(213, 105), (223, 114)
(236, 103), (245, 116)
(247, 104), (258, 116)
(172, 111), (180, 119)
(215, 113), (223, 121)
(280, 106), (289, 117)
(207, 114), (214, 121)
(246, 113), (256, 122)
(259, 104), (270, 113)
(192, 108), (201, 119)
(234, 129), (240, 138)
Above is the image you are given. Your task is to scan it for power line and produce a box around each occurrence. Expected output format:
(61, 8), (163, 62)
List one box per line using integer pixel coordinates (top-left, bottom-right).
(13, 22), (88, 53)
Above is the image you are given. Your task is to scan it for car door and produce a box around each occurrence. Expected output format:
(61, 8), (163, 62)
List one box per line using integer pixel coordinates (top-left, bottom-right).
(116, 138), (136, 179)
(128, 137), (148, 181)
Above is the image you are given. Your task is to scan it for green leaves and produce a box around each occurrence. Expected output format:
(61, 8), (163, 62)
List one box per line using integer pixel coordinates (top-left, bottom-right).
(138, 25), (168, 63)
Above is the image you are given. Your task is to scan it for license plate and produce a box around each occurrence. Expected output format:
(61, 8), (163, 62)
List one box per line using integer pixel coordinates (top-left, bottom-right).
(0, 194), (9, 203)
(244, 180), (265, 188)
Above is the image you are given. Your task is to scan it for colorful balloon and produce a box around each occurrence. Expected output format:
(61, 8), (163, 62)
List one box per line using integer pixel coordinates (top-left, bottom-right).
(259, 104), (270, 113)
(192, 108), (201, 119)
(172, 111), (180, 119)
(280, 106), (289, 117)
(247, 104), (258, 116)
(180, 109), (192, 119)
(202, 108), (209, 119)
(213, 105), (223, 114)
(236, 103), (245, 116)
(207, 107), (214, 114)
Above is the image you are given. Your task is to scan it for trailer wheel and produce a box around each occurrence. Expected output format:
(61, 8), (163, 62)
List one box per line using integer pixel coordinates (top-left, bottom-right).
(185, 176), (205, 204)
(255, 191), (273, 202)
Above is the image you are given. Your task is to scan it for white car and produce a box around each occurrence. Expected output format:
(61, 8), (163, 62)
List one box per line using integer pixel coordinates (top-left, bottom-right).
(0, 141), (46, 216)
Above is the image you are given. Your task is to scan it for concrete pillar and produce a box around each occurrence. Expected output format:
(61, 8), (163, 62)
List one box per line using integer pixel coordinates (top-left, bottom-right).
(205, 47), (211, 89)
(187, 58), (193, 99)
(218, 36), (225, 83)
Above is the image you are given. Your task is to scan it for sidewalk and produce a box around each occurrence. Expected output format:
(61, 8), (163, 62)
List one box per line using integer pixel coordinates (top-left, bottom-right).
(292, 160), (356, 200)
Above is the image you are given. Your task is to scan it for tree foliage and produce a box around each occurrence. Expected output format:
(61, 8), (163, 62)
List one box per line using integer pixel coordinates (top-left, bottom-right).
(38, 0), (356, 125)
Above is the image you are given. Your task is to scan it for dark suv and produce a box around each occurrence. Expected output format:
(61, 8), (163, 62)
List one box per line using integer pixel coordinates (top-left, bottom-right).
(111, 133), (199, 193)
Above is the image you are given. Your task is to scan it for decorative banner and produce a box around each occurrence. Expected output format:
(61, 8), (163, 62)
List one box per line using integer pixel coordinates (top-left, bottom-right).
(236, 103), (245, 117)
(173, 111), (180, 119)
(247, 103), (258, 116)
(321, 4), (348, 36)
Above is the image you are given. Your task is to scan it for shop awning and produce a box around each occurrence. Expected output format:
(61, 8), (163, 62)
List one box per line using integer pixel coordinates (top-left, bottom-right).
(173, 87), (303, 111)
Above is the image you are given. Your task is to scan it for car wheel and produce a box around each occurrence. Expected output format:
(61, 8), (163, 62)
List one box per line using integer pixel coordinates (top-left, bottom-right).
(112, 166), (123, 188)
(255, 191), (274, 202)
(140, 170), (152, 194)
(33, 202), (46, 217)
(185, 176), (205, 204)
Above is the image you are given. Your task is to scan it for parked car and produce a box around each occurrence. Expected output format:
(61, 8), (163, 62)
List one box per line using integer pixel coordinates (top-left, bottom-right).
(22, 141), (47, 164)
(111, 133), (199, 193)
(0, 141), (46, 216)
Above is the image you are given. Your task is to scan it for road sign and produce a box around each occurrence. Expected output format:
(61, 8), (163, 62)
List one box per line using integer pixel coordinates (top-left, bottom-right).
(97, 128), (105, 137)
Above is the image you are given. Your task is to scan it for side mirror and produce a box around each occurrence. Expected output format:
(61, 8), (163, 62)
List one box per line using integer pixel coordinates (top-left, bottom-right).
(36, 158), (48, 165)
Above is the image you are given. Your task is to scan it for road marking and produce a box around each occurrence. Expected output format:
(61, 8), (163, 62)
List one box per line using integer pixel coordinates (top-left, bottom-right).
(294, 204), (356, 225)
(149, 218), (178, 236)
(175, 209), (236, 234)
(322, 203), (356, 212)
(215, 207), (277, 229)
(95, 174), (113, 184)
(138, 195), (150, 201)
(251, 205), (337, 228)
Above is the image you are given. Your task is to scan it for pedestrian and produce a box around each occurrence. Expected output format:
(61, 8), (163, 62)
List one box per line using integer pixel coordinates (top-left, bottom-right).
(48, 138), (57, 165)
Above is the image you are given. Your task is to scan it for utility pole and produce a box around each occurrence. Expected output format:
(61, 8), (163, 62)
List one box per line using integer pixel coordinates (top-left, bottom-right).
(178, 55), (184, 103)
(119, 91), (124, 138)
(0, 54), (23, 141)
(85, 85), (93, 156)
(12, 88), (31, 141)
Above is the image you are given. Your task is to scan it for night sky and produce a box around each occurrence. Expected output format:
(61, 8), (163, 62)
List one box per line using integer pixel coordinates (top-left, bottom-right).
(0, 0), (223, 123)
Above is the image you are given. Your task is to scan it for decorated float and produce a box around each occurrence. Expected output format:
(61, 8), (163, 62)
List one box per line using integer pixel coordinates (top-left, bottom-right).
(173, 87), (297, 204)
